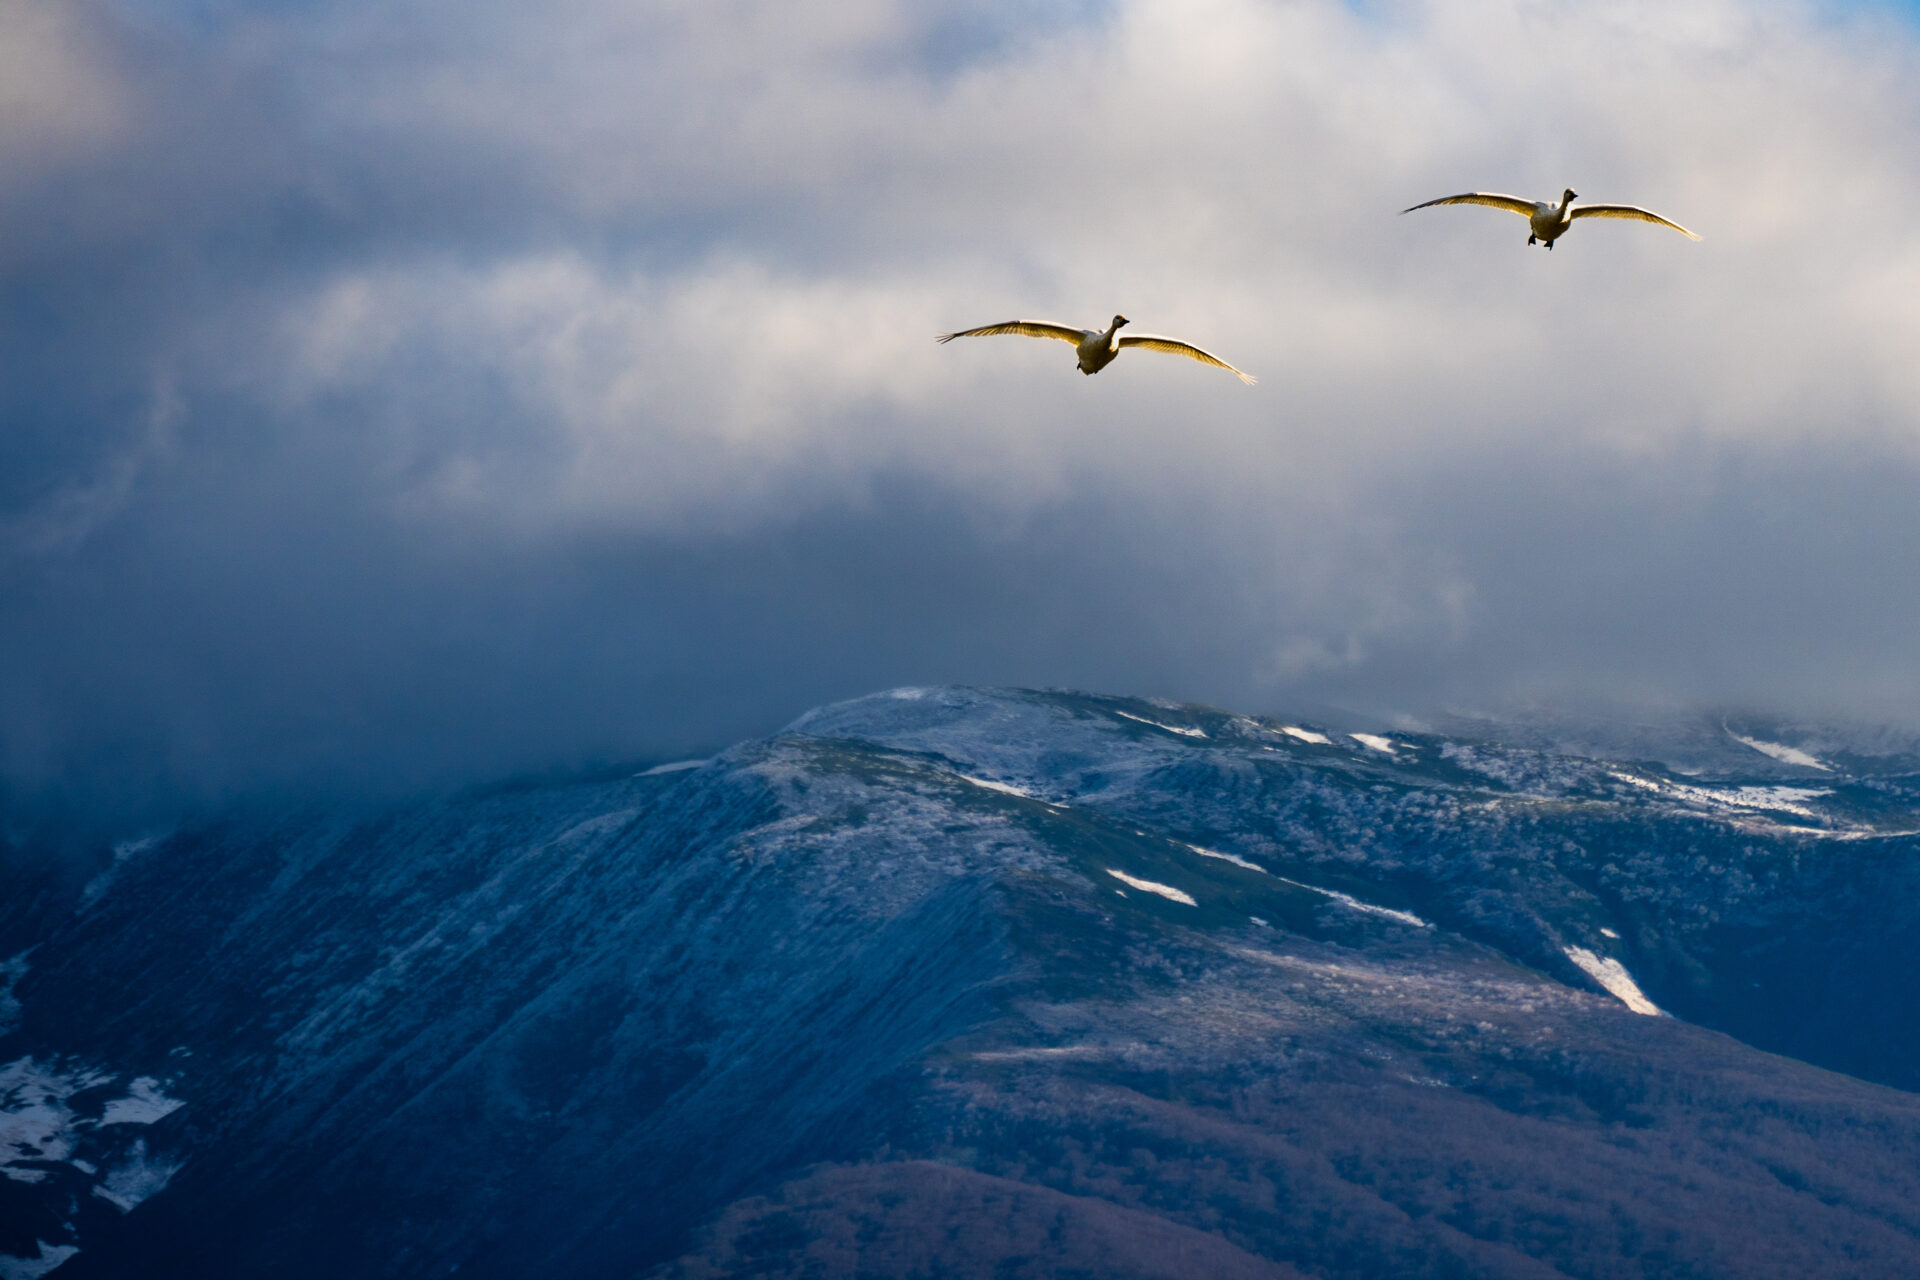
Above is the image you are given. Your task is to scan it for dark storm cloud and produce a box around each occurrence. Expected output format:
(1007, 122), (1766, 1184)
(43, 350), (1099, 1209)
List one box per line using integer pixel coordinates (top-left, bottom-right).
(5, 0), (1920, 835)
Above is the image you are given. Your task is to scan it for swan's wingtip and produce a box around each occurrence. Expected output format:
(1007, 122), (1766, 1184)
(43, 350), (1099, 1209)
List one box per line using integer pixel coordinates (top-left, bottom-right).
(934, 332), (957, 343)
(1238, 372), (1258, 386)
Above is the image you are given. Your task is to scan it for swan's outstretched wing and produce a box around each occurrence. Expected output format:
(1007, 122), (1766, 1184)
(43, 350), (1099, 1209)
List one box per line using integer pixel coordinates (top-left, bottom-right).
(936, 321), (1088, 344)
(1116, 334), (1256, 384)
(1400, 192), (1538, 217)
(1567, 204), (1700, 240)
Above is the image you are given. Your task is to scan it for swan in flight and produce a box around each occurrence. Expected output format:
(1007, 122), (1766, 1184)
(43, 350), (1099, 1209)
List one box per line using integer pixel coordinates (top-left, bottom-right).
(1401, 188), (1699, 250)
(935, 315), (1255, 384)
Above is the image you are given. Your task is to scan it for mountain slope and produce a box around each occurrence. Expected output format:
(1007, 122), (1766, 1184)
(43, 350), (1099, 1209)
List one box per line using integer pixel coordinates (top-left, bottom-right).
(4, 686), (1920, 1278)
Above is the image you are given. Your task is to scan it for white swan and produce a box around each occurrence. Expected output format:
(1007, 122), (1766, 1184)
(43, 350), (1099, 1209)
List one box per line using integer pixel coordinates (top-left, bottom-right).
(935, 314), (1255, 384)
(1401, 188), (1699, 250)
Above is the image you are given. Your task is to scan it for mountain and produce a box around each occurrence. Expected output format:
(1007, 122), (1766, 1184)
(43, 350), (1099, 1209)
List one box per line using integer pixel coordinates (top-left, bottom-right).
(5, 686), (1920, 1278)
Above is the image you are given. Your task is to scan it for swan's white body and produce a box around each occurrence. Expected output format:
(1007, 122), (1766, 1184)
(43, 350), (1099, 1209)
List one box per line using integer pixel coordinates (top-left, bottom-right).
(935, 314), (1255, 384)
(1401, 188), (1699, 249)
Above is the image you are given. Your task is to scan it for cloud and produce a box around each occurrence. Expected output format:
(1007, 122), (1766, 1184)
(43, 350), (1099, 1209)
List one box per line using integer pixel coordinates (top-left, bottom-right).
(4, 0), (1920, 826)
(0, 0), (130, 168)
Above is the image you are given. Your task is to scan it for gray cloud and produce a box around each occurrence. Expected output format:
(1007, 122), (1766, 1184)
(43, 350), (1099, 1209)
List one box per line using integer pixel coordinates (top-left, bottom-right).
(5, 0), (1920, 832)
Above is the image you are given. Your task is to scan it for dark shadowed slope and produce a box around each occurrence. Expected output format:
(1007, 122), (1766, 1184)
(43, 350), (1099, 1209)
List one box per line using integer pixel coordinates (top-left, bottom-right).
(5, 687), (1920, 1278)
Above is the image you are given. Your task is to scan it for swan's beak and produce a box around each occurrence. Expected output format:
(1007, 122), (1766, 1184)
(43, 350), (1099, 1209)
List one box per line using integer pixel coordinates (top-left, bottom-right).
(1115, 315), (1129, 327)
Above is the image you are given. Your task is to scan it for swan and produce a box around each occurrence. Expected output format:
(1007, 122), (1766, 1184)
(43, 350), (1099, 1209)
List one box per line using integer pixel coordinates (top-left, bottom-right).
(1401, 188), (1699, 250)
(935, 315), (1255, 384)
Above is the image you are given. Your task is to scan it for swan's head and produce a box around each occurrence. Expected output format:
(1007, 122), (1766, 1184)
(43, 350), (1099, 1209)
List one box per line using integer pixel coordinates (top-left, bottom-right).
(1111, 314), (1130, 329)
(1562, 188), (1578, 203)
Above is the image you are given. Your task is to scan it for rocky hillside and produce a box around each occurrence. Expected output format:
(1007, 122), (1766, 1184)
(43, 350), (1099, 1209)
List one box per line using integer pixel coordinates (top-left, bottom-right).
(5, 686), (1920, 1278)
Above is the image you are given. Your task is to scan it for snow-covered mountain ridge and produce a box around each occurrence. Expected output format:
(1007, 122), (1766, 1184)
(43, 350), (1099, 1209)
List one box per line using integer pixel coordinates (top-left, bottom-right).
(5, 686), (1920, 1278)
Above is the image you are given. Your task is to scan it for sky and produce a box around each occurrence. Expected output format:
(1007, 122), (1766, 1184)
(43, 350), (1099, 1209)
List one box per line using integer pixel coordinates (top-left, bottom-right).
(5, 0), (1920, 829)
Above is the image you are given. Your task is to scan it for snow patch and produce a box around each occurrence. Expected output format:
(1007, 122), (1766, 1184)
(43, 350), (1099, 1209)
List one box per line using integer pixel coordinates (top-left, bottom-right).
(551, 810), (638, 846)
(1280, 726), (1332, 745)
(956, 774), (1036, 800)
(636, 759), (708, 776)
(0, 1058), (102, 1181)
(1185, 844), (1267, 873)
(1276, 878), (1429, 928)
(1349, 733), (1397, 753)
(1727, 730), (1829, 771)
(0, 1242), (80, 1280)
(1114, 710), (1208, 738)
(1564, 947), (1663, 1016)
(1609, 771), (1831, 819)
(2, 1055), (187, 1245)
(91, 1139), (181, 1213)
(1105, 869), (1197, 906)
(100, 1078), (183, 1128)
(973, 1044), (1110, 1062)
(80, 834), (164, 908)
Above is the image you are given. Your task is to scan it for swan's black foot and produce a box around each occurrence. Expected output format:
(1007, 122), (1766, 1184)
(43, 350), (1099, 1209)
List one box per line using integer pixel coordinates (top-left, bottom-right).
(1546, 241), (1554, 250)
(1528, 235), (1537, 245)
